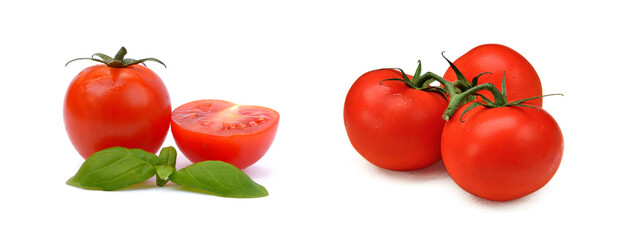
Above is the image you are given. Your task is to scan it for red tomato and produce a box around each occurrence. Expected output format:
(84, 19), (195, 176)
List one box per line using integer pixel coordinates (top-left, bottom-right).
(344, 69), (448, 171)
(443, 44), (543, 106)
(64, 64), (171, 159)
(441, 103), (563, 201)
(171, 100), (279, 169)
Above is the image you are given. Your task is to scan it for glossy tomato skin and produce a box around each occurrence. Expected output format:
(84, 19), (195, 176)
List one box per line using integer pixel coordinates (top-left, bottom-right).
(441, 103), (563, 201)
(443, 44), (543, 106)
(64, 64), (171, 159)
(344, 69), (448, 171)
(171, 100), (279, 169)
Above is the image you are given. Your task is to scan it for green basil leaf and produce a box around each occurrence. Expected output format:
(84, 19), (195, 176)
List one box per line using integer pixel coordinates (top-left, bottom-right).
(155, 165), (175, 187)
(136, 148), (159, 166)
(155, 165), (176, 180)
(169, 161), (268, 198)
(154, 146), (177, 186)
(67, 147), (156, 191)
(156, 146), (177, 167)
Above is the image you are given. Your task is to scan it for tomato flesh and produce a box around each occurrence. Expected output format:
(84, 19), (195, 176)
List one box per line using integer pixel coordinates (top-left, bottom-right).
(171, 100), (279, 169)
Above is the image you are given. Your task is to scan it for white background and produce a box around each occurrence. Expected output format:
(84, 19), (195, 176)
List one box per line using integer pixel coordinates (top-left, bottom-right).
(1, 0), (625, 239)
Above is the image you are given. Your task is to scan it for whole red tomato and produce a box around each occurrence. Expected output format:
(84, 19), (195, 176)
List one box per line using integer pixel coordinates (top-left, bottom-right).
(171, 99), (279, 169)
(441, 103), (563, 201)
(344, 68), (448, 171)
(443, 44), (543, 106)
(64, 47), (171, 159)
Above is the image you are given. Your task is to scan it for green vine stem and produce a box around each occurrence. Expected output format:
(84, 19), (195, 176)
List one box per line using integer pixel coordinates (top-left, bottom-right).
(66, 47), (166, 68)
(378, 58), (478, 103)
(380, 53), (562, 122)
(441, 82), (504, 121)
(443, 72), (564, 122)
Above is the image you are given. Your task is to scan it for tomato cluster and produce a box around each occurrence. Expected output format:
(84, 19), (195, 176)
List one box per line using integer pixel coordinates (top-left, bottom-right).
(344, 44), (563, 201)
(64, 47), (279, 169)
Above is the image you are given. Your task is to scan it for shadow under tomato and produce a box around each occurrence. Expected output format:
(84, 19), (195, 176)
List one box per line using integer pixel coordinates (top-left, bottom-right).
(363, 155), (546, 206)
(172, 151), (269, 179)
(370, 160), (450, 182)
(175, 154), (194, 169)
(464, 189), (538, 209)
(243, 164), (271, 179)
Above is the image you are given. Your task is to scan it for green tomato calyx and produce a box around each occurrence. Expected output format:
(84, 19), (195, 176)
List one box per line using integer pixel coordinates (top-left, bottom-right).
(65, 47), (166, 68)
(377, 60), (449, 101)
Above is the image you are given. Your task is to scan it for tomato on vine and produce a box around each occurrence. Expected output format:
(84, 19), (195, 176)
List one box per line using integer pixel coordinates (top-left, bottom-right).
(443, 44), (543, 106)
(440, 75), (563, 201)
(344, 48), (563, 201)
(344, 63), (448, 171)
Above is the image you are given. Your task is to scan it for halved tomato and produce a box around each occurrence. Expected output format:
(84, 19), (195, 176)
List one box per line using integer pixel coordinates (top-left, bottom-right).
(171, 99), (279, 169)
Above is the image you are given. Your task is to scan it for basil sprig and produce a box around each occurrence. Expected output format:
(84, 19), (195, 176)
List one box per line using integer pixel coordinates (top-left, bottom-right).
(67, 146), (268, 198)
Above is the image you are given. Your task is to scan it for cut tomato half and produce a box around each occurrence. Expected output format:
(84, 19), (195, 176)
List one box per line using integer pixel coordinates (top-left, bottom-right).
(171, 99), (279, 169)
